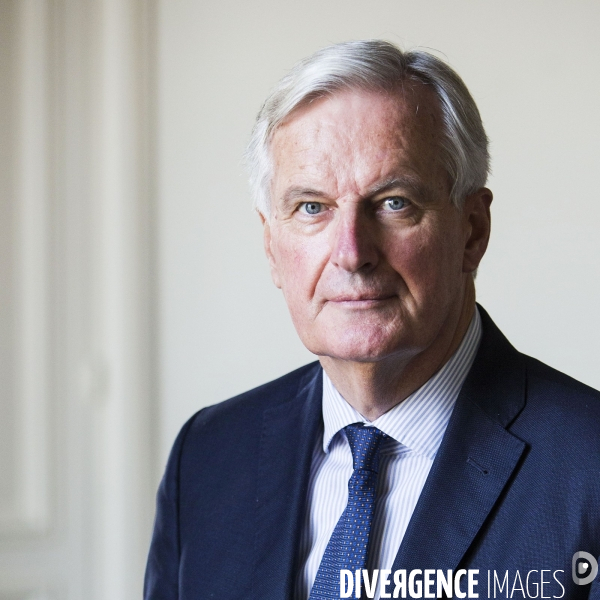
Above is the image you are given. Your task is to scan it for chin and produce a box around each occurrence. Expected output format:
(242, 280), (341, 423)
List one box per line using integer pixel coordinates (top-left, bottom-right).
(310, 326), (415, 363)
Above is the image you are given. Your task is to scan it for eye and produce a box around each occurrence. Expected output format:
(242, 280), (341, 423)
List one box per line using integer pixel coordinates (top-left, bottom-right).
(382, 196), (409, 211)
(299, 201), (324, 215)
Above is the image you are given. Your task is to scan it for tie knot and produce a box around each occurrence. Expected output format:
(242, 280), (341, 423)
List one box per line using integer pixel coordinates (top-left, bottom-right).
(345, 424), (386, 473)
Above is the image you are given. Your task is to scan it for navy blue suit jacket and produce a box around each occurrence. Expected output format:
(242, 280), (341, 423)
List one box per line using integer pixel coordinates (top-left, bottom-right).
(145, 307), (600, 599)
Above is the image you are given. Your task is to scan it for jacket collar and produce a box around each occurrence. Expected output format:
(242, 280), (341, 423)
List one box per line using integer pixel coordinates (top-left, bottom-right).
(390, 304), (527, 572)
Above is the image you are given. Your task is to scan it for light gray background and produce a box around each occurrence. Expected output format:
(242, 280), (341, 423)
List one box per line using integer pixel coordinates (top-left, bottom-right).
(157, 0), (600, 465)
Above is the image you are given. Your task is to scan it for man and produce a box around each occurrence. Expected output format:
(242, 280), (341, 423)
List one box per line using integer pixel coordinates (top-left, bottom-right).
(145, 40), (600, 599)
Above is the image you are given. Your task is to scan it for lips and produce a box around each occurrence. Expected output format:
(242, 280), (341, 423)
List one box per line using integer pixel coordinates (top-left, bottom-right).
(328, 294), (395, 304)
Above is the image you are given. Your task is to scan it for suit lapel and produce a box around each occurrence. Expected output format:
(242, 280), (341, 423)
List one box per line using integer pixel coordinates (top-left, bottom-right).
(391, 307), (528, 573)
(252, 364), (323, 600)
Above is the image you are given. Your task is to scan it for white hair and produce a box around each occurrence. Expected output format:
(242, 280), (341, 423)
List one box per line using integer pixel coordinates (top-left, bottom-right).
(245, 39), (490, 217)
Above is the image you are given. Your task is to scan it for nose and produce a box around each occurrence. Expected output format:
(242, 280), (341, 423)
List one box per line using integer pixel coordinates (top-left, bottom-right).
(329, 205), (379, 273)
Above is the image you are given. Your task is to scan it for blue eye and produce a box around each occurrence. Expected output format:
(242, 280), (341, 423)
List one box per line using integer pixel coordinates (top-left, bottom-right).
(300, 202), (323, 215)
(383, 196), (408, 211)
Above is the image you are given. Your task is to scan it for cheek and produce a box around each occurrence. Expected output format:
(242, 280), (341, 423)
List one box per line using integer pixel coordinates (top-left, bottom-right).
(272, 232), (329, 301)
(271, 234), (329, 342)
(386, 222), (464, 297)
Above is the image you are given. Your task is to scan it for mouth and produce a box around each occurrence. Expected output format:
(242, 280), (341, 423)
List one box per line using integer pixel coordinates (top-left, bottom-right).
(327, 294), (396, 308)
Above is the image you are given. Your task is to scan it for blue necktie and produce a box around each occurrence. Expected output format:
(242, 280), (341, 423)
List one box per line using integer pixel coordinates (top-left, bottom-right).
(309, 423), (387, 600)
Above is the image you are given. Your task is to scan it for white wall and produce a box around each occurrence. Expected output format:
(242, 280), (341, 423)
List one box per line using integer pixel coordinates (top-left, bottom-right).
(157, 0), (600, 464)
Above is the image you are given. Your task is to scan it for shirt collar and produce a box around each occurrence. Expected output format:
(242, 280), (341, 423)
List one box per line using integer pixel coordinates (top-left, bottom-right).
(321, 307), (482, 460)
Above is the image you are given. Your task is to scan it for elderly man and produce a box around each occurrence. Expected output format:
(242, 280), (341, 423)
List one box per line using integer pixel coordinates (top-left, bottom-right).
(145, 41), (600, 600)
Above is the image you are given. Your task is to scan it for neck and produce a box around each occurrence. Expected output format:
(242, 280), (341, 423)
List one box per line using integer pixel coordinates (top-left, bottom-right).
(319, 280), (476, 421)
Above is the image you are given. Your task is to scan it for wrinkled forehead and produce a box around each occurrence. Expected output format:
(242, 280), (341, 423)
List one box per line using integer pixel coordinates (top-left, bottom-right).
(268, 84), (447, 197)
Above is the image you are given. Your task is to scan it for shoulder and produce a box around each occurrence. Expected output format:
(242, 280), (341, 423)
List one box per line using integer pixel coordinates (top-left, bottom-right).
(476, 305), (600, 439)
(472, 305), (600, 463)
(174, 361), (321, 453)
(519, 354), (600, 449)
(504, 355), (600, 544)
(524, 353), (600, 406)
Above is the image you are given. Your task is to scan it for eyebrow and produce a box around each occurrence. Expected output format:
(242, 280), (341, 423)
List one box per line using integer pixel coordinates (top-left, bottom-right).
(364, 175), (430, 200)
(278, 175), (431, 212)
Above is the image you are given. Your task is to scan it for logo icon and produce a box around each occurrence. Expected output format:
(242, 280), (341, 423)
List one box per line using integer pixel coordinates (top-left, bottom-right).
(572, 551), (598, 586)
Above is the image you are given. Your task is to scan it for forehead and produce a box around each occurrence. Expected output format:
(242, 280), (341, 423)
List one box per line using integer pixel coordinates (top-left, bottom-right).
(269, 84), (446, 199)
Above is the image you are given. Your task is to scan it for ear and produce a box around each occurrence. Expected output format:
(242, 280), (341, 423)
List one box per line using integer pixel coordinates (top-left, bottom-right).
(462, 187), (493, 273)
(261, 213), (282, 289)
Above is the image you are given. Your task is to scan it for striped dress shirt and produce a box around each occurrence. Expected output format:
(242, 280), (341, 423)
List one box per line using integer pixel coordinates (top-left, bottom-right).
(295, 309), (482, 600)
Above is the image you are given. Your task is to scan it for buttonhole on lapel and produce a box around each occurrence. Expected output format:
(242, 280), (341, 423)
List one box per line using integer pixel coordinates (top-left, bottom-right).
(467, 457), (489, 476)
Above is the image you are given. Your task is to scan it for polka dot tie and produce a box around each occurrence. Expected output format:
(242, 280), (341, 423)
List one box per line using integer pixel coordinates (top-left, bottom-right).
(309, 423), (387, 600)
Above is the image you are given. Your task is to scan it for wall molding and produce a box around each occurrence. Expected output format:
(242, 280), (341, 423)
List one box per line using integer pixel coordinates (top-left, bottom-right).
(0, 0), (52, 539)
(0, 0), (158, 598)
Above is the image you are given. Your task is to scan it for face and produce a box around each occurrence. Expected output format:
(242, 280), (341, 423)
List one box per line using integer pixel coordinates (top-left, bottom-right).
(263, 86), (490, 363)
